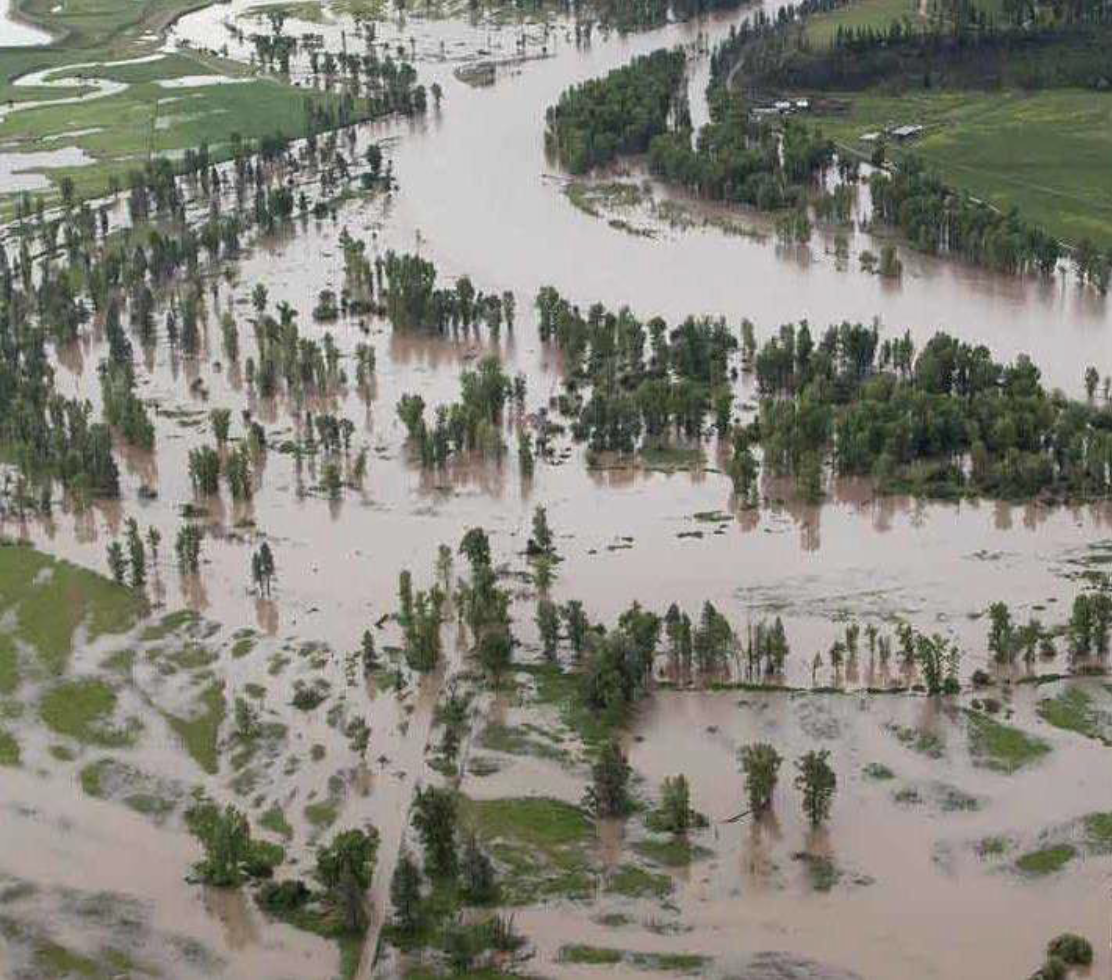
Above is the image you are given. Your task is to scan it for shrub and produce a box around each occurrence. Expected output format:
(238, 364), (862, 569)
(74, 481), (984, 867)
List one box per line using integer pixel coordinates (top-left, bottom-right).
(1046, 933), (1093, 967)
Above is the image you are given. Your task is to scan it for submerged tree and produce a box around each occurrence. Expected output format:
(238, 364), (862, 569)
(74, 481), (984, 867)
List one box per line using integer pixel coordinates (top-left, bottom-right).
(795, 750), (837, 828)
(412, 786), (458, 879)
(252, 541), (276, 596)
(460, 833), (498, 904)
(739, 742), (783, 815)
(390, 849), (423, 935)
(316, 827), (379, 933)
(585, 738), (632, 817)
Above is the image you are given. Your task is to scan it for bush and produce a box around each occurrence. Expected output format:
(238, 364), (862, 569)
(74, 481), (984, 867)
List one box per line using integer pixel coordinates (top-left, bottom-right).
(1046, 933), (1093, 967)
(244, 839), (285, 879)
(1034, 956), (1068, 980)
(257, 878), (311, 913)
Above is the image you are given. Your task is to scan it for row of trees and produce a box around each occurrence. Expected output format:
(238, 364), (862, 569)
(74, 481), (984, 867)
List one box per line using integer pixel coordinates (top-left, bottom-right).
(545, 49), (689, 174)
(750, 323), (1112, 502)
(535, 285), (737, 454)
(868, 160), (1102, 285)
(396, 356), (521, 469)
(381, 251), (515, 335)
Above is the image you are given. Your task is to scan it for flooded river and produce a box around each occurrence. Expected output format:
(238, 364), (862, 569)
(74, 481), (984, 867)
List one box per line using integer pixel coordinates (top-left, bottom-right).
(2, 0), (1111, 977)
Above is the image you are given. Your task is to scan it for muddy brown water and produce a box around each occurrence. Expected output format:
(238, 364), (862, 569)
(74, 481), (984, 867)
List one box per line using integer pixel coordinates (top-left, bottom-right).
(2, 1), (1112, 978)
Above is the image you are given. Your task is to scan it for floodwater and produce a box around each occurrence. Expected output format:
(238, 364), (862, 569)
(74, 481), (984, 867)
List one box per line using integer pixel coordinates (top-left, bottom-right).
(0, 0), (49, 46)
(170, 0), (1112, 393)
(0, 144), (94, 190)
(2, 0), (1112, 977)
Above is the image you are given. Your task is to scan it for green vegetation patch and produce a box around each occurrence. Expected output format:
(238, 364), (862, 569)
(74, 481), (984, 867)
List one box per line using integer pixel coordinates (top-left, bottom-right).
(0, 544), (141, 675)
(246, 1), (332, 23)
(559, 945), (709, 971)
(0, 729), (20, 766)
(1015, 844), (1077, 876)
(605, 864), (672, 900)
(0, 60), (371, 209)
(260, 804), (294, 840)
(1037, 684), (1112, 745)
(805, 0), (919, 48)
(78, 757), (183, 820)
(304, 799), (340, 829)
(1082, 812), (1112, 851)
(0, 635), (19, 695)
(39, 678), (140, 747)
(462, 796), (596, 904)
(565, 179), (646, 218)
(520, 663), (616, 748)
(632, 837), (713, 867)
(965, 710), (1050, 774)
(139, 610), (199, 643)
(887, 723), (945, 759)
(478, 722), (571, 763)
(164, 681), (226, 774)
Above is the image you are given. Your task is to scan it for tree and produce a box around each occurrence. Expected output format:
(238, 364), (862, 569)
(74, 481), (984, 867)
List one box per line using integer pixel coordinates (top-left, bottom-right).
(390, 850), (422, 935)
(656, 774), (697, 833)
(536, 598), (560, 660)
(361, 629), (377, 675)
(210, 408), (232, 446)
(1046, 933), (1093, 967)
(176, 523), (202, 573)
(987, 601), (1014, 663)
(106, 540), (127, 585)
(460, 833), (497, 904)
(459, 527), (491, 571)
(252, 541), (276, 596)
(585, 738), (631, 817)
(478, 627), (513, 681)
(740, 742), (783, 814)
(412, 786), (458, 879)
(795, 750), (837, 827)
(125, 518), (146, 589)
(317, 827), (379, 933)
(185, 801), (256, 887)
(562, 600), (589, 658)
(1085, 366), (1100, 401)
(528, 505), (555, 557)
(147, 526), (161, 563)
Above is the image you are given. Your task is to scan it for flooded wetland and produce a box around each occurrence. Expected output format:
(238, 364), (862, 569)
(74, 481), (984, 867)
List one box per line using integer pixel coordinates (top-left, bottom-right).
(2, 0), (1112, 977)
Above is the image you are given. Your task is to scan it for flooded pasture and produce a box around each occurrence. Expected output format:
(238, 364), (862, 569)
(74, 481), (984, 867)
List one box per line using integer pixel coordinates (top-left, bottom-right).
(2, 0), (1112, 977)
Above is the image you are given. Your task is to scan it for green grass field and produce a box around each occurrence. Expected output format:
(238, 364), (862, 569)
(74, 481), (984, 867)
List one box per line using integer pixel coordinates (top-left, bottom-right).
(816, 88), (1112, 246)
(804, 0), (920, 48)
(13, 0), (213, 48)
(0, 0), (362, 210)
